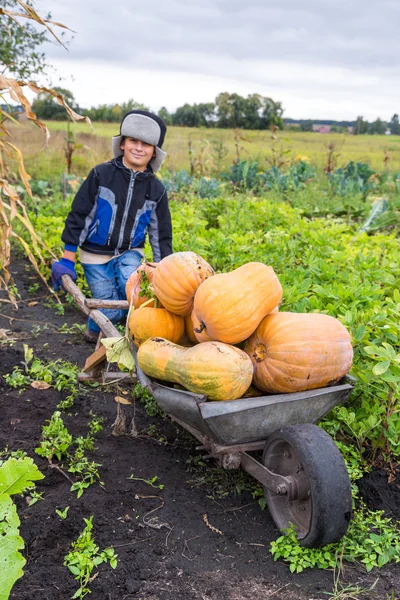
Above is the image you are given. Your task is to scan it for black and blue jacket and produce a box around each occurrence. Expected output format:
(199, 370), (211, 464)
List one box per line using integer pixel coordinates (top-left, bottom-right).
(61, 157), (173, 261)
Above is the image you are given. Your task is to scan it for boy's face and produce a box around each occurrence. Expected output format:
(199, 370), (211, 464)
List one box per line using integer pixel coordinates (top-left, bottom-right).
(120, 137), (155, 171)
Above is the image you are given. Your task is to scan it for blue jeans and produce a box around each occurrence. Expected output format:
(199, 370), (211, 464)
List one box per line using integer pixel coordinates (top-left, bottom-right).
(81, 250), (143, 333)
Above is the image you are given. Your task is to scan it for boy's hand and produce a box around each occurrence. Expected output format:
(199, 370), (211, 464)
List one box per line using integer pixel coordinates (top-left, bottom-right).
(51, 258), (77, 291)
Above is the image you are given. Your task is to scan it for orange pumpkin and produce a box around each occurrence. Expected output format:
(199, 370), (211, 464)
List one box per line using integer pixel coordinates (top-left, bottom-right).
(125, 262), (158, 308)
(152, 252), (214, 316)
(128, 307), (184, 347)
(193, 262), (282, 344)
(137, 338), (253, 401)
(244, 312), (353, 393)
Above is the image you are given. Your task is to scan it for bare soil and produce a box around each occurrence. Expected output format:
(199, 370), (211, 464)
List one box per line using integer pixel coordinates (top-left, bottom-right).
(1, 260), (399, 600)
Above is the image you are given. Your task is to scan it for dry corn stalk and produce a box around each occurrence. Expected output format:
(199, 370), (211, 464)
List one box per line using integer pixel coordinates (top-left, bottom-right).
(0, 3), (91, 306)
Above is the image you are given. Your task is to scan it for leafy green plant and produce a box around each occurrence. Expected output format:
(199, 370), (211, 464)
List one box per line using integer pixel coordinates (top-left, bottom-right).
(26, 489), (44, 506)
(0, 457), (44, 599)
(35, 412), (103, 498)
(59, 323), (86, 335)
(270, 500), (400, 574)
(56, 506), (70, 520)
(35, 411), (73, 462)
(328, 161), (375, 199)
(28, 282), (40, 294)
(69, 450), (102, 499)
(3, 345), (80, 409)
(3, 367), (31, 389)
(64, 516), (118, 599)
(133, 382), (164, 418)
(221, 159), (260, 191)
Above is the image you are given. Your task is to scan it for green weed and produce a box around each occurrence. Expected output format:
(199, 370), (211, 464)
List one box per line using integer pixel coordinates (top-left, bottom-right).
(64, 516), (117, 599)
(35, 411), (103, 498)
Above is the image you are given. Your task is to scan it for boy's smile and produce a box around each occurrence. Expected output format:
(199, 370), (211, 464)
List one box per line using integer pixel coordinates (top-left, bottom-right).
(120, 137), (155, 172)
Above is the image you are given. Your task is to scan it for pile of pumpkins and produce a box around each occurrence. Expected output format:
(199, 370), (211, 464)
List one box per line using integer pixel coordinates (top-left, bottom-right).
(126, 252), (353, 402)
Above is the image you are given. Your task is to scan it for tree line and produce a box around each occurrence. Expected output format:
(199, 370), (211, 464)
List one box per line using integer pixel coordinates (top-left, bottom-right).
(30, 89), (400, 135)
(31, 89), (284, 130)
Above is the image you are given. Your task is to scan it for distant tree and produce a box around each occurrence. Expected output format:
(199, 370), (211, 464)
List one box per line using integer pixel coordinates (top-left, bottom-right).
(300, 120), (313, 132)
(158, 106), (172, 126)
(369, 118), (386, 135)
(354, 116), (369, 135)
(83, 99), (148, 122)
(260, 97), (284, 129)
(31, 87), (79, 120)
(172, 103), (202, 127)
(0, 0), (51, 79)
(214, 92), (283, 129)
(172, 102), (215, 127)
(389, 114), (400, 135)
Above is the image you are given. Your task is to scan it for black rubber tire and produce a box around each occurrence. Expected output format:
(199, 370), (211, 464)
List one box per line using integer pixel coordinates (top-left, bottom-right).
(262, 424), (352, 548)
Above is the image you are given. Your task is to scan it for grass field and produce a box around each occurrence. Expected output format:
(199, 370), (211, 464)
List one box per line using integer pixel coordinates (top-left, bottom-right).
(10, 120), (400, 179)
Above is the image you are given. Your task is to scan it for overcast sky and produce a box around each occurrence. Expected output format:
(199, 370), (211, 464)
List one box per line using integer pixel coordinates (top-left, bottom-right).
(33, 0), (399, 120)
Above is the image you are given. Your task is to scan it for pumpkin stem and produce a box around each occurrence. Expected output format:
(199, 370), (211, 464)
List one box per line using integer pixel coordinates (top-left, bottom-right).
(154, 297), (160, 309)
(253, 343), (267, 363)
(193, 321), (206, 334)
(138, 298), (154, 309)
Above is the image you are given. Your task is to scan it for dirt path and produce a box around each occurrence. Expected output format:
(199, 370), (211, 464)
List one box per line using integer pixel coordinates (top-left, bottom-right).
(1, 260), (399, 600)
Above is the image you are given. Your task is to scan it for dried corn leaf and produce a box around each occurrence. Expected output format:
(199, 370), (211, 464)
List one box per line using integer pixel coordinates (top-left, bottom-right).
(0, 75), (48, 138)
(203, 514), (223, 535)
(10, 231), (58, 299)
(114, 396), (132, 406)
(3, 142), (32, 198)
(27, 83), (92, 127)
(30, 381), (51, 390)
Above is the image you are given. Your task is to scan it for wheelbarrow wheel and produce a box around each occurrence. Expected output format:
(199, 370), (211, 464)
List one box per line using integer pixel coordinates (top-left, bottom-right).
(262, 423), (352, 548)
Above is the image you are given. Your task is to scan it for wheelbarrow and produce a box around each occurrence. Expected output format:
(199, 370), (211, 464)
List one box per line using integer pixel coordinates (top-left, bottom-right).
(61, 274), (354, 548)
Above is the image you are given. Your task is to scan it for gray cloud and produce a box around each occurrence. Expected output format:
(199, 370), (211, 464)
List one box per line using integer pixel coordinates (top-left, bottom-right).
(38, 0), (400, 70)
(32, 0), (400, 119)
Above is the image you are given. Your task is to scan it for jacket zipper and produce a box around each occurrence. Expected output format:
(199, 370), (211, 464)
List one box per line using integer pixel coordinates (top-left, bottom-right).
(117, 171), (136, 251)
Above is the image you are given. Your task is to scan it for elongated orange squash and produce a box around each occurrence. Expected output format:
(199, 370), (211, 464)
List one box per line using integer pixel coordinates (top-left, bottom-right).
(153, 252), (214, 316)
(128, 307), (184, 347)
(244, 312), (353, 393)
(138, 338), (253, 401)
(193, 262), (282, 344)
(125, 262), (158, 308)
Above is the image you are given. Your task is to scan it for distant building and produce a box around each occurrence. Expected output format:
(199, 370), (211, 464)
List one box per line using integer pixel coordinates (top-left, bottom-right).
(0, 104), (23, 114)
(385, 129), (391, 135)
(312, 124), (331, 133)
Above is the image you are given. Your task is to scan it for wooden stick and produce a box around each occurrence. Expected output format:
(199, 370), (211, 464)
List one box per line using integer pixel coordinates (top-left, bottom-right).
(61, 275), (91, 316)
(78, 372), (136, 383)
(83, 345), (107, 373)
(86, 299), (129, 309)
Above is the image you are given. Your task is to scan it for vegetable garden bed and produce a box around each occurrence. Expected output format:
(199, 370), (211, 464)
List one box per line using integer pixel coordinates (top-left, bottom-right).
(1, 259), (399, 600)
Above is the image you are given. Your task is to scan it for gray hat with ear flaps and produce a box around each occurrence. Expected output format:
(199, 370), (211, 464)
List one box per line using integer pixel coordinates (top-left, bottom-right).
(112, 110), (167, 172)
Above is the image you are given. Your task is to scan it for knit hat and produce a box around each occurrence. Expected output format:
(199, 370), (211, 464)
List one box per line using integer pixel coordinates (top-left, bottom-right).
(112, 110), (167, 172)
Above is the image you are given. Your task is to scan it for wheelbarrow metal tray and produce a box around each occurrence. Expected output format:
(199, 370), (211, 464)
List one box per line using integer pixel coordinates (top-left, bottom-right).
(147, 376), (354, 446)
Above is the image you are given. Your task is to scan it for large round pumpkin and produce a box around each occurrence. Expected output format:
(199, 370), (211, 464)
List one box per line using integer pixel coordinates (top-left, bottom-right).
(128, 307), (184, 347)
(152, 252), (214, 316)
(125, 262), (158, 308)
(193, 262), (282, 344)
(138, 338), (253, 401)
(244, 312), (353, 393)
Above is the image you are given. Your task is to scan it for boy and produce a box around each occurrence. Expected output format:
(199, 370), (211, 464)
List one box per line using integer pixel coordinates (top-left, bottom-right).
(51, 110), (173, 342)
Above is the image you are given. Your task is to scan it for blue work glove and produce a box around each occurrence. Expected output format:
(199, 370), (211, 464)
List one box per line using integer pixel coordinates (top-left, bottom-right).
(51, 258), (77, 291)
